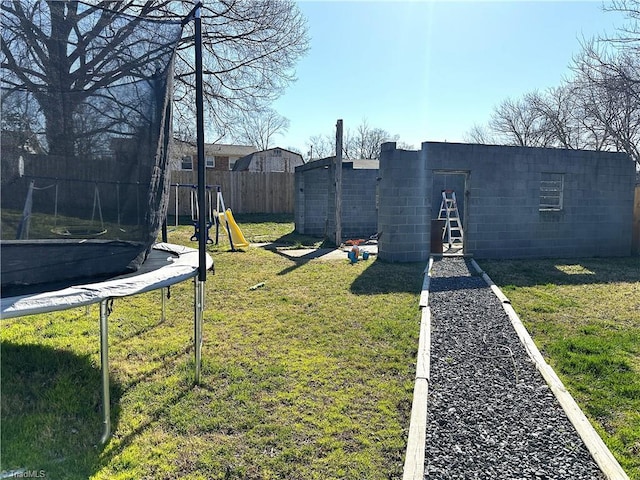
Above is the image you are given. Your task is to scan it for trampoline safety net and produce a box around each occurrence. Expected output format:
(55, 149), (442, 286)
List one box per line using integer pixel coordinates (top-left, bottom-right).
(1, 2), (184, 297)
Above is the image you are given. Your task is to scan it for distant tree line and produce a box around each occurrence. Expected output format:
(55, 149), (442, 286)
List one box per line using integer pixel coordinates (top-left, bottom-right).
(465, 0), (640, 169)
(305, 119), (413, 161)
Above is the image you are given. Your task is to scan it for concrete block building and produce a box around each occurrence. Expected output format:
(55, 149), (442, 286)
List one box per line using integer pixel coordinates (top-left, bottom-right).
(296, 142), (636, 261)
(295, 158), (379, 240)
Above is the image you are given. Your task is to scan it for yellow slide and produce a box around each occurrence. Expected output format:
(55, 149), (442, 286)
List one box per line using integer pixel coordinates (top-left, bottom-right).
(220, 208), (249, 250)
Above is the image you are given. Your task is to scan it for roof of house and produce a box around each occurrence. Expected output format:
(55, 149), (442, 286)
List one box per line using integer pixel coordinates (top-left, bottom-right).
(232, 147), (304, 171)
(205, 143), (257, 157)
(231, 153), (255, 171)
(172, 139), (257, 158)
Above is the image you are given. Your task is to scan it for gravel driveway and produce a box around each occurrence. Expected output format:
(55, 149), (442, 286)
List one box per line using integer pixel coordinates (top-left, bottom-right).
(424, 257), (605, 480)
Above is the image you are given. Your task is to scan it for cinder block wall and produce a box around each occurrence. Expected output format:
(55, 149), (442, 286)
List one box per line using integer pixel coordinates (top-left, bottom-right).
(325, 164), (379, 241)
(294, 167), (306, 233)
(300, 143), (634, 259)
(378, 143), (431, 262)
(295, 160), (378, 240)
(336, 167), (379, 240)
(424, 142), (635, 259)
(294, 160), (330, 237)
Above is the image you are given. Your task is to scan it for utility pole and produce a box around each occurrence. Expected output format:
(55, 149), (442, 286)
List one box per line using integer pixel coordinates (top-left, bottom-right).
(335, 119), (343, 247)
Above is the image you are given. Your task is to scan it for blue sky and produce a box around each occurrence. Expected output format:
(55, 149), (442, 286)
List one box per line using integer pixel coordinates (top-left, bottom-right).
(272, 1), (627, 154)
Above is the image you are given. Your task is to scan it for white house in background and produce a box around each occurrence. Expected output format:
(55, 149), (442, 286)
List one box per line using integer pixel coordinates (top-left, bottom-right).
(232, 147), (304, 173)
(172, 140), (257, 171)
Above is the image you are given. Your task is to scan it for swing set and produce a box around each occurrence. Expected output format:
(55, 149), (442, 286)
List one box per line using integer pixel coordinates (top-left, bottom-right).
(170, 183), (249, 251)
(16, 177), (248, 251)
(16, 177), (117, 240)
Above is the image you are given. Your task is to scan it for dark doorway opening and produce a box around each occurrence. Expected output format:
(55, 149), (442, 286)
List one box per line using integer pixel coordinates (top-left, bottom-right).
(432, 171), (469, 255)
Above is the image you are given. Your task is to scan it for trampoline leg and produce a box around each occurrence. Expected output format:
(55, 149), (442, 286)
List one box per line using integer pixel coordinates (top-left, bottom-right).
(99, 299), (111, 444)
(160, 287), (166, 322)
(194, 279), (205, 384)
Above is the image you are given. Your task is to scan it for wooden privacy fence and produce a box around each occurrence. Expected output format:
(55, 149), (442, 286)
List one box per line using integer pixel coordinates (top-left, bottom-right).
(169, 170), (295, 216)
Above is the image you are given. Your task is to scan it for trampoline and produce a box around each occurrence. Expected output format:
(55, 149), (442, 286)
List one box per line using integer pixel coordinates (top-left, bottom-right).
(1, 2), (213, 444)
(1, 242), (212, 444)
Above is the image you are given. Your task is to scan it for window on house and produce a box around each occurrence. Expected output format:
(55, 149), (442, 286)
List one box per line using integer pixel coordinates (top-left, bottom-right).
(272, 161), (285, 173)
(539, 172), (564, 211)
(181, 155), (193, 170)
(273, 148), (282, 157)
(205, 156), (215, 168)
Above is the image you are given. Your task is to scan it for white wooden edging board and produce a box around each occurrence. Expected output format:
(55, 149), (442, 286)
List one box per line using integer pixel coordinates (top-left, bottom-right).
(419, 275), (430, 307)
(402, 306), (431, 480)
(403, 256), (434, 480)
(470, 259), (629, 480)
(419, 257), (434, 307)
(415, 306), (431, 382)
(402, 378), (429, 480)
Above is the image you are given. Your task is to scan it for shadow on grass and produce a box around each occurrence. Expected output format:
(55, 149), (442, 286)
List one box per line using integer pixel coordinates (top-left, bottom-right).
(350, 260), (425, 295)
(478, 256), (640, 288)
(268, 247), (343, 276)
(97, 377), (193, 468)
(425, 257), (487, 293)
(270, 231), (334, 249)
(258, 232), (336, 276)
(0, 342), (123, 479)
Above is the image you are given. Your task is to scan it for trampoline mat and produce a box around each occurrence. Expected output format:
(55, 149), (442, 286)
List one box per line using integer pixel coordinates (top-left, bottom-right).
(1, 239), (148, 298)
(1, 243), (211, 318)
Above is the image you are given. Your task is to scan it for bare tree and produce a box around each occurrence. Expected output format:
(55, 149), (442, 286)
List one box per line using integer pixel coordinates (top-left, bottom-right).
(351, 119), (399, 159)
(305, 134), (333, 160)
(396, 140), (416, 150)
(285, 145), (302, 155)
(231, 107), (289, 150)
(1, 1), (186, 156)
(176, 0), (308, 140)
(306, 120), (404, 161)
(605, 0), (640, 54)
(487, 96), (553, 147)
(571, 40), (640, 166)
(472, 84), (620, 153)
(464, 123), (495, 144)
(467, 2), (640, 169)
(1, 1), (309, 154)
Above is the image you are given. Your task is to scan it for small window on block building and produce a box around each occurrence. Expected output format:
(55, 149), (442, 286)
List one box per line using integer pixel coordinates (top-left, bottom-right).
(540, 172), (564, 211)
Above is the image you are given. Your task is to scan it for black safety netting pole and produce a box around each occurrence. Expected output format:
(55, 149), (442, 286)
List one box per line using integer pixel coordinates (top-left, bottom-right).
(194, 1), (206, 283)
(189, 0), (206, 385)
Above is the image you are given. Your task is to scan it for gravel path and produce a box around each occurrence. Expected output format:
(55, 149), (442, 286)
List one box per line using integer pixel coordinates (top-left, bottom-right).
(424, 257), (605, 480)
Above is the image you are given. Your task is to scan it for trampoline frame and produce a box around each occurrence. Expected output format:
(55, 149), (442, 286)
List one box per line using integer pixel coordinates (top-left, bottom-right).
(1, 243), (211, 444)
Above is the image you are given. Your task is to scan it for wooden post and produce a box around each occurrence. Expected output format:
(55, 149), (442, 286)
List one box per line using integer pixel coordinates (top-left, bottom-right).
(335, 119), (343, 246)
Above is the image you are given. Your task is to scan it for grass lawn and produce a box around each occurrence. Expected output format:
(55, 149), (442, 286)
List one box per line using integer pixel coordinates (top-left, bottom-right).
(479, 257), (640, 480)
(1, 215), (424, 479)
